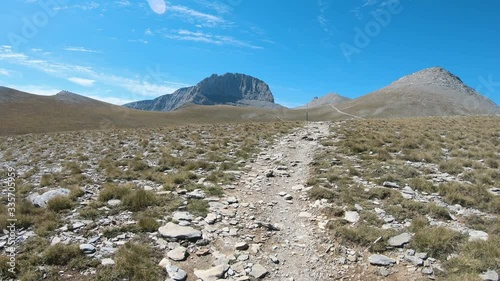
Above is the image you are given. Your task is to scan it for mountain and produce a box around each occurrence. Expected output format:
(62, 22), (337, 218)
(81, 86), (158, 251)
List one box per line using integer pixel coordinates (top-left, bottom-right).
(295, 93), (351, 109)
(124, 73), (284, 111)
(335, 67), (500, 118)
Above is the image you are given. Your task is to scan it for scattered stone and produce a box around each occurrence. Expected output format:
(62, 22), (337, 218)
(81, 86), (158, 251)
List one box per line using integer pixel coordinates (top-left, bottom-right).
(270, 256), (280, 264)
(298, 212), (312, 218)
(422, 267), (434, 275)
(79, 244), (96, 254)
(405, 255), (424, 266)
(488, 187), (500, 196)
(480, 270), (499, 281)
(369, 254), (396, 266)
(235, 242), (249, 251)
(101, 258), (115, 266)
(265, 170), (274, 177)
(173, 212), (193, 222)
(226, 196), (238, 204)
(158, 222), (202, 240)
(250, 264), (268, 279)
(187, 189), (205, 199)
(167, 246), (187, 261)
(107, 199), (121, 207)
(194, 264), (229, 281)
(255, 221), (280, 231)
(383, 181), (400, 189)
(379, 267), (392, 277)
(344, 211), (360, 223)
(388, 233), (412, 247)
(167, 265), (188, 281)
(469, 230), (489, 242)
(205, 213), (217, 224)
(27, 188), (71, 208)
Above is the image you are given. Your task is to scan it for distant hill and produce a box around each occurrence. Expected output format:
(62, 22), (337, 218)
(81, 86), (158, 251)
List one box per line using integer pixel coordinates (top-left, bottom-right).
(124, 73), (285, 111)
(0, 87), (307, 136)
(335, 67), (500, 118)
(295, 93), (351, 109)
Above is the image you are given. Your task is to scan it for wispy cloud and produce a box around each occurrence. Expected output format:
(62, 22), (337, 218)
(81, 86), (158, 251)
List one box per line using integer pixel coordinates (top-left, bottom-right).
(87, 95), (136, 105)
(0, 46), (187, 97)
(193, 0), (232, 14)
(55, 2), (100, 11)
(64, 46), (102, 53)
(3, 84), (60, 96)
(163, 29), (262, 49)
(128, 39), (149, 44)
(115, 0), (131, 7)
(169, 5), (226, 27)
(317, 0), (330, 32)
(68, 77), (96, 87)
(0, 68), (10, 76)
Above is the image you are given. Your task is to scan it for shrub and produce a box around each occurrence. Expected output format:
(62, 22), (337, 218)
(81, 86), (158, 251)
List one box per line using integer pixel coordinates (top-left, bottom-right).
(122, 189), (157, 212)
(106, 243), (163, 281)
(187, 199), (209, 217)
(43, 244), (82, 266)
(138, 216), (159, 232)
(308, 186), (336, 201)
(98, 183), (132, 202)
(47, 196), (73, 213)
(411, 226), (464, 259)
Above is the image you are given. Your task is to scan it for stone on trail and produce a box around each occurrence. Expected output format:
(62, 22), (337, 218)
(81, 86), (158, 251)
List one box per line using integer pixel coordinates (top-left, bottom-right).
(194, 264), (229, 281)
(388, 232), (412, 247)
(479, 270), (499, 281)
(158, 222), (202, 240)
(369, 254), (396, 266)
(167, 246), (187, 261)
(250, 263), (269, 279)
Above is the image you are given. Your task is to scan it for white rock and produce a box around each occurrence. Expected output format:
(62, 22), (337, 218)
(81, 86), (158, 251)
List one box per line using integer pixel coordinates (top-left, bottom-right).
(158, 222), (202, 240)
(344, 211), (360, 223)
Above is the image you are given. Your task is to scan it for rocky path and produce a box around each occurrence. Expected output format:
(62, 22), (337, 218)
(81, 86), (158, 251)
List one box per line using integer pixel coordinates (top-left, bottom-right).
(223, 122), (333, 280)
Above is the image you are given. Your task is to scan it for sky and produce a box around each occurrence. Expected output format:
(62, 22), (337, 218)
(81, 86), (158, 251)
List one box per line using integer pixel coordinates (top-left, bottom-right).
(0, 0), (499, 107)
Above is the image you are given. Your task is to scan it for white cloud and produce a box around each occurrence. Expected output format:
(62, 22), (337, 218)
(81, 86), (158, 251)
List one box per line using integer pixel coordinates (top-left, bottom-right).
(4, 84), (60, 96)
(64, 46), (101, 53)
(169, 5), (225, 27)
(87, 95), (136, 105)
(55, 2), (100, 11)
(115, 0), (131, 7)
(0, 46), (187, 97)
(0, 68), (10, 76)
(164, 29), (262, 49)
(145, 28), (153, 36)
(68, 77), (96, 87)
(128, 39), (149, 44)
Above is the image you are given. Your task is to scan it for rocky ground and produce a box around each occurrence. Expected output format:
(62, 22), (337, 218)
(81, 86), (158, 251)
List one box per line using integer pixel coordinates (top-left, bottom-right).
(0, 118), (499, 281)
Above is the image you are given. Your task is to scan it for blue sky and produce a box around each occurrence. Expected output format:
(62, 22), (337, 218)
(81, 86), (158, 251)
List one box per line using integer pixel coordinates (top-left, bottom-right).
(1, 0), (499, 107)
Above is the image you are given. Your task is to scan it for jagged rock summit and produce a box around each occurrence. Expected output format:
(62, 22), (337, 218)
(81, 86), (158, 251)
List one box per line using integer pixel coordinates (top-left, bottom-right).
(124, 73), (282, 111)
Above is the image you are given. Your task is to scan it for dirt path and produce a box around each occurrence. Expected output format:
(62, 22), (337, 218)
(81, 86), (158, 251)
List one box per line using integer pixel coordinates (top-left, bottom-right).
(227, 122), (334, 280)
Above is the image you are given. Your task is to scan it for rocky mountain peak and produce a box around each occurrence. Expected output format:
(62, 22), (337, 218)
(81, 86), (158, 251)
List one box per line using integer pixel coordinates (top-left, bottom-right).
(124, 73), (278, 112)
(389, 66), (477, 95)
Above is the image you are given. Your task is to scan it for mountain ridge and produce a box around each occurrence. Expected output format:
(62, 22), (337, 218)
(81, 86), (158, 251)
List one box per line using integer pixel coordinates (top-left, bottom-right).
(124, 73), (284, 111)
